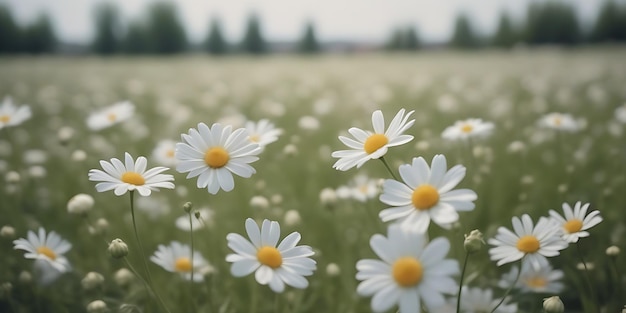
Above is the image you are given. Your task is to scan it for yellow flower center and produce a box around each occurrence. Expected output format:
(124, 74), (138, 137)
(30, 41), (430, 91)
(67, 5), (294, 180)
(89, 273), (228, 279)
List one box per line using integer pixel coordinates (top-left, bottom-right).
(412, 184), (440, 210)
(174, 257), (193, 272)
(166, 149), (175, 158)
(37, 246), (57, 260)
(204, 147), (230, 168)
(0, 115), (10, 123)
(525, 276), (547, 288)
(564, 219), (583, 233)
(461, 124), (473, 133)
(392, 257), (423, 287)
(553, 116), (562, 126)
(107, 113), (117, 122)
(121, 171), (145, 186)
(249, 134), (260, 143)
(516, 235), (540, 253)
(256, 246), (283, 268)
(363, 134), (388, 154)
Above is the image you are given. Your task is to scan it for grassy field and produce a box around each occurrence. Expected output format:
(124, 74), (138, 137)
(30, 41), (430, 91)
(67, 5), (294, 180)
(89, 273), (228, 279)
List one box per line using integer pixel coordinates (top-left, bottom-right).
(1, 48), (625, 312)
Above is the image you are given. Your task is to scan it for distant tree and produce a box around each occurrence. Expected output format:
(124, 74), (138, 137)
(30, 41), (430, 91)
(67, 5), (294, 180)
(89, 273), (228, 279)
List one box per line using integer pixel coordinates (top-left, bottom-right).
(297, 21), (320, 53)
(22, 14), (56, 53)
(402, 26), (420, 50)
(241, 13), (266, 54)
(205, 17), (228, 55)
(450, 13), (479, 48)
(0, 5), (20, 53)
(493, 12), (517, 48)
(123, 20), (151, 54)
(146, 1), (187, 54)
(92, 2), (121, 54)
(385, 28), (404, 51)
(525, 1), (581, 45)
(591, 0), (626, 42)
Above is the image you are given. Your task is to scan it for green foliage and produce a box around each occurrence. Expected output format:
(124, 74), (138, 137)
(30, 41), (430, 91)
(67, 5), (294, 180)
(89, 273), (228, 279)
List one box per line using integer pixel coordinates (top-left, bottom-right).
(591, 0), (626, 42)
(386, 26), (420, 51)
(525, 1), (581, 45)
(205, 17), (228, 55)
(450, 13), (479, 49)
(0, 5), (20, 53)
(145, 1), (187, 54)
(123, 20), (151, 54)
(240, 13), (266, 54)
(92, 2), (121, 55)
(21, 13), (56, 54)
(492, 12), (518, 48)
(297, 21), (321, 54)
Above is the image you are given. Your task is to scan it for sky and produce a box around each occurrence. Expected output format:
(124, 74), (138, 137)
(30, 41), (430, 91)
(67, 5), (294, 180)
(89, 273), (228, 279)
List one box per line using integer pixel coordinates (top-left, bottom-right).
(0, 0), (613, 44)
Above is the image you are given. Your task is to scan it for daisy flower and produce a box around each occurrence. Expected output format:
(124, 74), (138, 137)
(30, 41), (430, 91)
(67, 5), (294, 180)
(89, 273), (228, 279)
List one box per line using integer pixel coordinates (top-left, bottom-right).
(0, 96), (32, 129)
(538, 112), (580, 132)
(13, 228), (72, 273)
(549, 201), (602, 243)
(498, 257), (564, 294)
(150, 241), (210, 282)
(379, 155), (477, 233)
(356, 226), (459, 313)
(152, 139), (178, 167)
(331, 109), (415, 171)
(175, 122), (262, 194)
(488, 214), (567, 270)
(226, 218), (316, 293)
(245, 119), (283, 148)
(88, 152), (175, 196)
(441, 118), (494, 141)
(86, 100), (135, 131)
(458, 287), (517, 313)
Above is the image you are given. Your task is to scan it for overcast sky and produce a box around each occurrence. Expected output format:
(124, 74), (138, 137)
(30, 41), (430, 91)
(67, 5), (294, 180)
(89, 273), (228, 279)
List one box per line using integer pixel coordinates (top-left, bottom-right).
(0, 0), (614, 44)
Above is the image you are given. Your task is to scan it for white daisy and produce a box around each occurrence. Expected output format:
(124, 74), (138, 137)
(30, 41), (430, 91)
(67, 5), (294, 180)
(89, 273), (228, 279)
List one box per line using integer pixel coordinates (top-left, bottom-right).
(86, 100), (135, 131)
(549, 201), (602, 243)
(245, 119), (283, 148)
(441, 118), (494, 141)
(615, 104), (626, 123)
(458, 287), (517, 313)
(379, 154), (477, 233)
(150, 241), (210, 282)
(175, 208), (214, 231)
(88, 152), (175, 196)
(175, 122), (262, 194)
(226, 218), (316, 293)
(152, 139), (178, 167)
(336, 174), (380, 202)
(498, 257), (564, 294)
(13, 228), (72, 273)
(331, 109), (415, 171)
(0, 96), (32, 129)
(538, 112), (580, 132)
(356, 226), (459, 313)
(488, 214), (568, 270)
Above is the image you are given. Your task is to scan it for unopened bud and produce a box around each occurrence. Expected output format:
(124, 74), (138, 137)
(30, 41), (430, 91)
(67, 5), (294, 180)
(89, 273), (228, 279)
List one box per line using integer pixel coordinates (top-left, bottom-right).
(108, 238), (128, 259)
(464, 230), (484, 254)
(542, 296), (564, 313)
(114, 268), (134, 287)
(0, 225), (15, 238)
(183, 202), (193, 213)
(18, 271), (32, 284)
(194, 211), (201, 220)
(86, 300), (108, 313)
(326, 263), (340, 276)
(67, 193), (95, 215)
(606, 245), (620, 257)
(82, 272), (104, 290)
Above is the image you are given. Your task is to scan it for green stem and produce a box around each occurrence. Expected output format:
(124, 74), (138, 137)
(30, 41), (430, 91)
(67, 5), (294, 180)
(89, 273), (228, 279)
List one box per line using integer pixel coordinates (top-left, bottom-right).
(575, 242), (599, 313)
(188, 211), (195, 309)
(456, 251), (470, 313)
(610, 257), (623, 312)
(379, 157), (398, 180)
(490, 261), (521, 313)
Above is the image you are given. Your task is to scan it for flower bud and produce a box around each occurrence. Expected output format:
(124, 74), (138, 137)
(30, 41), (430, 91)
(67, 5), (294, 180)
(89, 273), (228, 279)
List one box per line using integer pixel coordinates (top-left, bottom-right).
(114, 268), (134, 287)
(326, 263), (340, 277)
(542, 296), (564, 313)
(183, 202), (193, 213)
(19, 271), (32, 284)
(250, 196), (270, 210)
(464, 230), (484, 254)
(67, 193), (95, 215)
(81, 272), (104, 290)
(108, 238), (128, 259)
(0, 225), (15, 239)
(606, 245), (620, 257)
(86, 300), (107, 313)
(319, 188), (337, 206)
(284, 210), (301, 227)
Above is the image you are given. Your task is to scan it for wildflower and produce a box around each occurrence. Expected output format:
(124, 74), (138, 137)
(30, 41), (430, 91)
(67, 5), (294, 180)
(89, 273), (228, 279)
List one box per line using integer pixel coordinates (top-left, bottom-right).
(355, 226), (459, 313)
(319, 188), (337, 205)
(86, 100), (134, 131)
(543, 296), (564, 313)
(458, 287), (517, 313)
(152, 139), (178, 167)
(0, 97), (32, 129)
(150, 241), (209, 282)
(226, 218), (316, 293)
(441, 118), (494, 141)
(86, 300), (108, 313)
(298, 116), (320, 131)
(548, 201), (602, 243)
(250, 195), (270, 209)
(606, 245), (620, 256)
(489, 214), (567, 270)
(538, 112), (580, 132)
(88, 152), (174, 196)
(336, 174), (379, 202)
(245, 119), (283, 148)
(464, 230), (485, 254)
(81, 272), (105, 290)
(13, 228), (72, 273)
(284, 210), (301, 226)
(1, 225), (15, 238)
(379, 155), (477, 233)
(498, 257), (564, 293)
(67, 193), (95, 215)
(108, 239), (128, 259)
(175, 122), (261, 194)
(114, 268), (134, 287)
(331, 109), (415, 171)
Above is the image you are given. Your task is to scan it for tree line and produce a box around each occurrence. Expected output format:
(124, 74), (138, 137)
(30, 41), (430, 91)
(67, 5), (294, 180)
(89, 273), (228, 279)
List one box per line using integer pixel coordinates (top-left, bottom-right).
(1, 0), (625, 55)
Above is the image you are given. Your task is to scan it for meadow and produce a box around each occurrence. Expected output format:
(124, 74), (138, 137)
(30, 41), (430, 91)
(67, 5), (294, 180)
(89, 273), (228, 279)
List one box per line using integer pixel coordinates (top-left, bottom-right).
(0, 48), (625, 312)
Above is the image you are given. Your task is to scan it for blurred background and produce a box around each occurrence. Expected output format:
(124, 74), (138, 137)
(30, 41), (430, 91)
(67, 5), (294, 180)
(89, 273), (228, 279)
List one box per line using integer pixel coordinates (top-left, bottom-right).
(0, 0), (625, 55)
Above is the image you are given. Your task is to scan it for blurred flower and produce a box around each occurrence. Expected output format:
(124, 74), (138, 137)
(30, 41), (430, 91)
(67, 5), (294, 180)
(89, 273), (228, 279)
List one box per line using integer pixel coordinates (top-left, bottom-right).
(319, 187), (337, 205)
(5, 171), (20, 183)
(458, 287), (517, 313)
(488, 214), (567, 270)
(284, 210), (301, 226)
(336, 174), (379, 202)
(81, 272), (105, 290)
(283, 144), (298, 156)
(325, 263), (340, 276)
(71, 150), (87, 162)
(615, 104), (626, 123)
(67, 193), (95, 215)
(152, 139), (178, 167)
(88, 152), (174, 196)
(498, 257), (563, 294)
(0, 97), (32, 129)
(150, 241), (209, 282)
(507, 141), (526, 154)
(1, 225), (15, 238)
(250, 195), (270, 209)
(86, 300), (108, 313)
(379, 155), (477, 233)
(331, 109), (415, 171)
(175, 123), (261, 194)
(86, 100), (134, 131)
(114, 268), (134, 287)
(298, 116), (320, 131)
(245, 119), (283, 148)
(548, 201), (602, 243)
(13, 228), (72, 273)
(538, 113), (580, 132)
(175, 208), (214, 231)
(24, 150), (47, 164)
(226, 218), (316, 293)
(606, 245), (620, 256)
(441, 118), (494, 141)
(355, 226), (459, 313)
(543, 296), (564, 313)
(57, 126), (75, 144)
